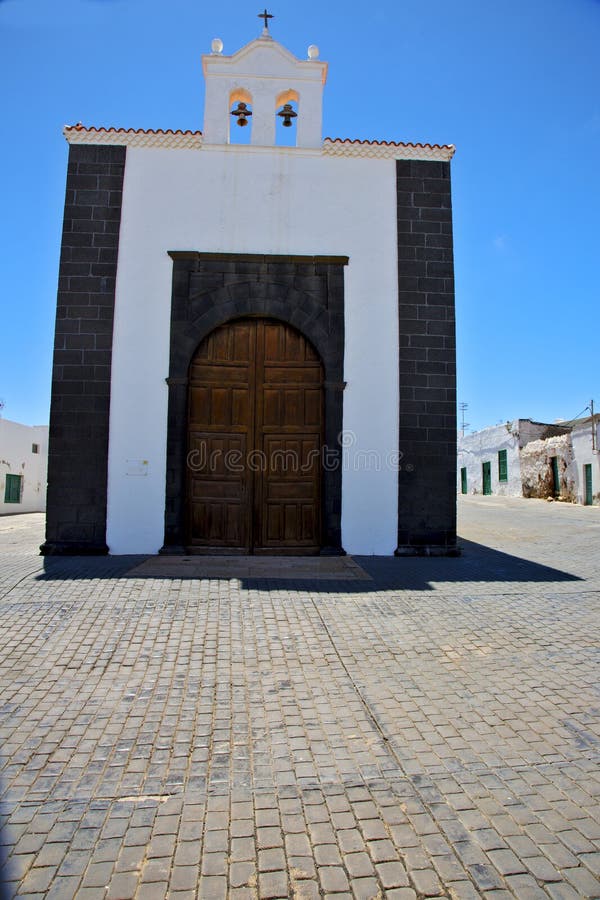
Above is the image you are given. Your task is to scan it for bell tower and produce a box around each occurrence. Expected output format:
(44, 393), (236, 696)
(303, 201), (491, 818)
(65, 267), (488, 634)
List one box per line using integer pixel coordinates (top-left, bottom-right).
(201, 15), (328, 149)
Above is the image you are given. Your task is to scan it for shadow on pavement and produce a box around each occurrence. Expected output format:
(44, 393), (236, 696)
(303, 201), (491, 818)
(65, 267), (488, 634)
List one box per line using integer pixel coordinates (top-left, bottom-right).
(36, 538), (582, 593)
(355, 539), (582, 591)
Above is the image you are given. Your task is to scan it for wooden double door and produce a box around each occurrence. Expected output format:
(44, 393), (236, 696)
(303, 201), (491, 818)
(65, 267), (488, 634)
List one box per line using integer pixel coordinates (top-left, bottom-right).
(187, 318), (323, 554)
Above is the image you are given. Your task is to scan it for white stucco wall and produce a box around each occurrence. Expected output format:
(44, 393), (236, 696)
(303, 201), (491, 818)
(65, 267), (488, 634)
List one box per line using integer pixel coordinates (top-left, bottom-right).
(106, 144), (399, 554)
(570, 420), (600, 505)
(457, 421), (522, 496)
(0, 419), (48, 514)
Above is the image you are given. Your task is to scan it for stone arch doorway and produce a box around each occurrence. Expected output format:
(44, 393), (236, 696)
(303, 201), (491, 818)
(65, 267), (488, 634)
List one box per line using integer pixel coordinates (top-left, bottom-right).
(162, 251), (347, 556)
(186, 317), (324, 554)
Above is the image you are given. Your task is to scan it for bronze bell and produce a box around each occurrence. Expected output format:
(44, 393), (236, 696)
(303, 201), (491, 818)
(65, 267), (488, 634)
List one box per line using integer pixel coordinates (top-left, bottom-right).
(277, 103), (297, 127)
(231, 102), (252, 127)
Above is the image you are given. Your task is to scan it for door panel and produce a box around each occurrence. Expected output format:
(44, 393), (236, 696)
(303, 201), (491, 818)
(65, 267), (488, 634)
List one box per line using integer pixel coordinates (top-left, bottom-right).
(187, 320), (255, 550)
(584, 464), (593, 505)
(257, 433), (321, 552)
(482, 461), (492, 496)
(187, 318), (323, 553)
(551, 456), (560, 497)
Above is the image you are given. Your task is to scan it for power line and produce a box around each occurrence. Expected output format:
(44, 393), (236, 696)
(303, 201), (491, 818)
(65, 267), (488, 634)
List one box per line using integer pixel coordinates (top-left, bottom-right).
(567, 405), (591, 423)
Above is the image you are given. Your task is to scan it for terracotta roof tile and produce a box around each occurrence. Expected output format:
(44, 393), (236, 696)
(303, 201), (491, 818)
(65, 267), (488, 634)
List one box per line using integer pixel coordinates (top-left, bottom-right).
(65, 124), (203, 137)
(323, 137), (455, 160)
(64, 124), (204, 149)
(325, 137), (454, 150)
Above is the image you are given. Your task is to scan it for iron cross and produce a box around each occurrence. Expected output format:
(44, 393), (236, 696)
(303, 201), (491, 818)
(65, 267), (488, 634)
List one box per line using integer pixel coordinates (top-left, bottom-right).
(258, 8), (273, 30)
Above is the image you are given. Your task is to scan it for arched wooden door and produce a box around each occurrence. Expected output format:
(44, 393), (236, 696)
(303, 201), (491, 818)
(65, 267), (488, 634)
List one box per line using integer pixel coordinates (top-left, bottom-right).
(187, 318), (323, 554)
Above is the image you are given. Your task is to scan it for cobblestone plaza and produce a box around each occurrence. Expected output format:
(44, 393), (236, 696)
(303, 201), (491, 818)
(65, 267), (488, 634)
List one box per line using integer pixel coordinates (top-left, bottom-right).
(1, 497), (599, 898)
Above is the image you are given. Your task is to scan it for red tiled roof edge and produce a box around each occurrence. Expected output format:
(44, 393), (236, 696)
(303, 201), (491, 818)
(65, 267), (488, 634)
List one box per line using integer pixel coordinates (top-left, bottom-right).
(324, 137), (455, 152)
(64, 124), (203, 137)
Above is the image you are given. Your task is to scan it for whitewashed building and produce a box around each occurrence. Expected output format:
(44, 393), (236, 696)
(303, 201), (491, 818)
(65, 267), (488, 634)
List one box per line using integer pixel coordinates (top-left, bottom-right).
(0, 419), (48, 515)
(458, 416), (599, 505)
(42, 23), (458, 556)
(568, 416), (600, 505)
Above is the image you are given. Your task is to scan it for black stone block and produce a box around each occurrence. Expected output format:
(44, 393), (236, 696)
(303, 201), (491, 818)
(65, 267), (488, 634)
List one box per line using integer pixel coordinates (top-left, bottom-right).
(418, 305), (446, 321)
(401, 347), (427, 361)
(426, 427), (456, 443)
(427, 320), (454, 336)
(92, 232), (119, 248)
(54, 349), (84, 366)
(426, 261), (454, 278)
(81, 316), (113, 334)
(413, 192), (448, 208)
(70, 218), (99, 234)
(92, 205), (122, 222)
(397, 205), (420, 221)
(83, 379), (110, 396)
(66, 306), (100, 320)
(408, 160), (445, 178)
(397, 246), (417, 260)
(93, 333), (112, 351)
(63, 203), (95, 221)
(70, 247), (101, 264)
(76, 189), (110, 205)
(425, 292), (455, 307)
(398, 305), (419, 320)
(399, 260), (428, 277)
(399, 359), (416, 373)
(90, 262), (118, 277)
(398, 291), (427, 306)
(396, 177), (425, 192)
(408, 335), (444, 349)
(98, 175), (125, 190)
(419, 206), (452, 223)
(425, 233), (453, 248)
(411, 220), (441, 234)
(422, 178), (452, 193)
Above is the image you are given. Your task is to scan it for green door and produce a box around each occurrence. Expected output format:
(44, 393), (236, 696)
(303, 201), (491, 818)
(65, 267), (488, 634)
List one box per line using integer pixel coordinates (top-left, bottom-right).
(551, 456), (560, 497)
(4, 473), (22, 504)
(482, 461), (492, 495)
(460, 467), (468, 494)
(584, 464), (593, 505)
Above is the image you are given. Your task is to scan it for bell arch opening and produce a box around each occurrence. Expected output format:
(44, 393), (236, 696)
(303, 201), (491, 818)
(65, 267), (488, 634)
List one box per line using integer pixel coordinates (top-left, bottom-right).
(275, 89), (299, 146)
(229, 87), (253, 144)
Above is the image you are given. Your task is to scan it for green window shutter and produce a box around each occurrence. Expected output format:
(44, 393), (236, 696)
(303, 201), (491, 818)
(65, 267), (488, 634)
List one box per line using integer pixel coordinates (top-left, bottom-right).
(498, 449), (508, 483)
(4, 474), (22, 503)
(461, 467), (467, 494)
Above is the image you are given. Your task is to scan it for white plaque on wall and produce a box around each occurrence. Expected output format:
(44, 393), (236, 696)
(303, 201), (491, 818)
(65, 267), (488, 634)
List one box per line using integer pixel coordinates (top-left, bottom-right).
(125, 459), (149, 476)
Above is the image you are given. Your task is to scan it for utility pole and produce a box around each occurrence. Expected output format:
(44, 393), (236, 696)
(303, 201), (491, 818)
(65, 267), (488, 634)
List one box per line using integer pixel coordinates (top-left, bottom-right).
(592, 398), (596, 452)
(459, 402), (470, 437)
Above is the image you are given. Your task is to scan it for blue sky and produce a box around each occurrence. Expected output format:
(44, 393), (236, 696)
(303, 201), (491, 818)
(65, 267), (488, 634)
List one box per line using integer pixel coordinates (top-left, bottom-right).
(0, 0), (598, 431)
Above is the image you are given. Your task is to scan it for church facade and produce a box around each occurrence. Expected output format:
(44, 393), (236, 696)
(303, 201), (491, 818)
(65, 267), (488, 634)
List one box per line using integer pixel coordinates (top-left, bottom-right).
(42, 26), (458, 557)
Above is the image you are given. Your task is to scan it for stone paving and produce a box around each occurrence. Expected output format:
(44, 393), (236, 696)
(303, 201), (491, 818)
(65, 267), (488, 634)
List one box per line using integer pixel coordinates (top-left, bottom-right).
(0, 497), (599, 899)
